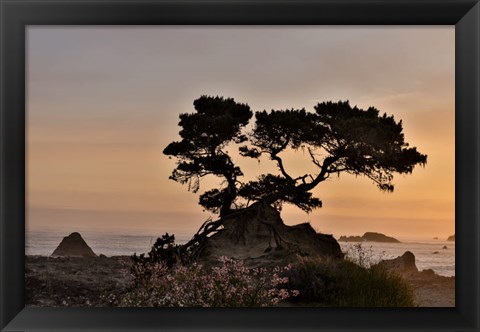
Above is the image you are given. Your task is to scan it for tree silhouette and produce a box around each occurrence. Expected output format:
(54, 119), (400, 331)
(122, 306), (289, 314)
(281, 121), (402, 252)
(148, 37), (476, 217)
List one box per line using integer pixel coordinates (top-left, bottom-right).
(164, 97), (427, 256)
(240, 101), (427, 212)
(163, 95), (252, 217)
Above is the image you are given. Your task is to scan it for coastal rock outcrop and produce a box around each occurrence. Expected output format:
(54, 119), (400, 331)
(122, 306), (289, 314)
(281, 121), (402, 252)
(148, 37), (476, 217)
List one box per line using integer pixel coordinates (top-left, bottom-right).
(51, 232), (97, 258)
(338, 232), (400, 243)
(375, 251), (455, 307)
(199, 203), (342, 265)
(375, 251), (418, 272)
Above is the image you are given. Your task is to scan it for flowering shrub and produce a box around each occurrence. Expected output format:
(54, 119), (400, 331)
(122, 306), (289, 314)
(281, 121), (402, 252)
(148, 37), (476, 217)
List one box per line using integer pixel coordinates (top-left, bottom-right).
(120, 256), (299, 307)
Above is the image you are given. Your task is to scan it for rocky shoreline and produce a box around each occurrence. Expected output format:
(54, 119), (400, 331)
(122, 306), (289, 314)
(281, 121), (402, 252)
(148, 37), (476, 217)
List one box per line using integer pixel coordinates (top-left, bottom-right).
(26, 227), (454, 307)
(374, 251), (455, 307)
(25, 252), (454, 307)
(26, 255), (131, 307)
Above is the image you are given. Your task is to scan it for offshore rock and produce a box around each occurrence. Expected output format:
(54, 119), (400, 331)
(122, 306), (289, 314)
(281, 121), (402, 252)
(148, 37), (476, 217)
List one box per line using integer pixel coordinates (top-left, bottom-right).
(51, 232), (97, 258)
(339, 232), (400, 243)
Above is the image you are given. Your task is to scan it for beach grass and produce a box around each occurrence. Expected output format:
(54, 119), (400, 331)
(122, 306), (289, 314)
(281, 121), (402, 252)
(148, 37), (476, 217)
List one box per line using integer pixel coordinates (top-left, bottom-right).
(285, 256), (415, 307)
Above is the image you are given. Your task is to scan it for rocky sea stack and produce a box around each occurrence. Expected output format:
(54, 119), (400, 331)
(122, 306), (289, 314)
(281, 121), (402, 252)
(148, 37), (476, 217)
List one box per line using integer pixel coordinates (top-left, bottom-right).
(51, 232), (97, 258)
(339, 232), (400, 243)
(198, 203), (342, 266)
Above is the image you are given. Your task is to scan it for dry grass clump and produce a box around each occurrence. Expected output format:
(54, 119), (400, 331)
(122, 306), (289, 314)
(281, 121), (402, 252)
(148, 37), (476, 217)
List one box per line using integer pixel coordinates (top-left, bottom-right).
(284, 255), (415, 307)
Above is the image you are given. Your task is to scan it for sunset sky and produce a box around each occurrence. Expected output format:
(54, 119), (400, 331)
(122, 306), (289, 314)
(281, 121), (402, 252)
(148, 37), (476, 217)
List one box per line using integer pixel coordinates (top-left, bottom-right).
(27, 26), (454, 240)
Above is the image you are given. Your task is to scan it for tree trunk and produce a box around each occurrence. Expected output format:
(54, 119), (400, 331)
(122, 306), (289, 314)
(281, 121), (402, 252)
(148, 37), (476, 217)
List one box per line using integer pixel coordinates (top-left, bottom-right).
(220, 177), (237, 218)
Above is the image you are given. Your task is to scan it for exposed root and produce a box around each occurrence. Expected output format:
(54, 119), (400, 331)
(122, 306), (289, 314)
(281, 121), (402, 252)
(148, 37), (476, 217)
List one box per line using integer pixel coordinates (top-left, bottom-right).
(180, 218), (224, 260)
(259, 220), (303, 254)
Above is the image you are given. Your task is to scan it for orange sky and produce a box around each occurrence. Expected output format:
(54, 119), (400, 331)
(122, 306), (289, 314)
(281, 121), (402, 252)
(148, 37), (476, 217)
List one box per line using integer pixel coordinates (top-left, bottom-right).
(27, 27), (454, 240)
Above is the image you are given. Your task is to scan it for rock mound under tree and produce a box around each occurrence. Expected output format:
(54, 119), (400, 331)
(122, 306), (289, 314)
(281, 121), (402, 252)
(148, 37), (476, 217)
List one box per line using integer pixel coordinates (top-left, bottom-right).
(51, 232), (97, 258)
(198, 203), (342, 266)
(338, 232), (400, 243)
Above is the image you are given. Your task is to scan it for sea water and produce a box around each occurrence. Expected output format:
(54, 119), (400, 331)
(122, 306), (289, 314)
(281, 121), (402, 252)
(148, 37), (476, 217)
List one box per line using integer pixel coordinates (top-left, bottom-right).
(25, 228), (193, 258)
(340, 241), (455, 277)
(25, 228), (455, 277)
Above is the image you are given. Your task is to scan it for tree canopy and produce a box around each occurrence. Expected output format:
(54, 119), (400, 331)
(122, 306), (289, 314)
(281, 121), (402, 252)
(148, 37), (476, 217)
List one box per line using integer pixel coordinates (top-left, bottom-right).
(164, 96), (427, 217)
(163, 96), (252, 216)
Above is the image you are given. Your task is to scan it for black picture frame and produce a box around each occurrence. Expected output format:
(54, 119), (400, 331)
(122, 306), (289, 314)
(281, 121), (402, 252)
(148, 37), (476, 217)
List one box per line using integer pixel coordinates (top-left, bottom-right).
(1, 0), (479, 331)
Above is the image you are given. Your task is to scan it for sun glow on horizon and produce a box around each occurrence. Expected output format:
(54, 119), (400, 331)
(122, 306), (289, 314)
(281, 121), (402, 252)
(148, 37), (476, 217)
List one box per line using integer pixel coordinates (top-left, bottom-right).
(27, 26), (454, 240)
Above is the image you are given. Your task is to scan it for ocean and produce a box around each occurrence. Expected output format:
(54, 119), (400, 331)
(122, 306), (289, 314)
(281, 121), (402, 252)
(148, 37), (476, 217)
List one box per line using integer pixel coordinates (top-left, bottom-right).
(25, 229), (455, 277)
(25, 228), (193, 258)
(339, 241), (455, 277)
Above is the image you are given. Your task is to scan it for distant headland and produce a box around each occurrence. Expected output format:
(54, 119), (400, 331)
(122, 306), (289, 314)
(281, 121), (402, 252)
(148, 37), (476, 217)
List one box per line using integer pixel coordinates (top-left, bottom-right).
(338, 232), (401, 243)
